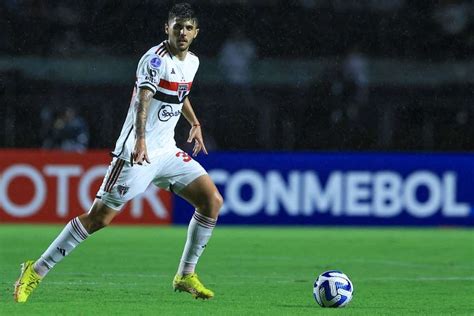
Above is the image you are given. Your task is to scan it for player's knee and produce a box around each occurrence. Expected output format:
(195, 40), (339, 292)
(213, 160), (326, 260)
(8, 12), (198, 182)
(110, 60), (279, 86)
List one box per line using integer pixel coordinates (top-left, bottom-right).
(214, 192), (224, 212)
(81, 200), (117, 233)
(196, 191), (223, 218)
(208, 191), (223, 217)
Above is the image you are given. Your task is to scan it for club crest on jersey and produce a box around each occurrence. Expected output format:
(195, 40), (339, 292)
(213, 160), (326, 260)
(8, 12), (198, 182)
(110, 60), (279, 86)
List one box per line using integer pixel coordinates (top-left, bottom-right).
(149, 56), (162, 69)
(177, 83), (189, 102)
(117, 185), (129, 197)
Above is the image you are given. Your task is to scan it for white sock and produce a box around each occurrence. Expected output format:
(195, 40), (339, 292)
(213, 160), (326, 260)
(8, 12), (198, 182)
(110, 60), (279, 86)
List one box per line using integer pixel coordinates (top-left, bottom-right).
(33, 217), (89, 277)
(177, 211), (216, 276)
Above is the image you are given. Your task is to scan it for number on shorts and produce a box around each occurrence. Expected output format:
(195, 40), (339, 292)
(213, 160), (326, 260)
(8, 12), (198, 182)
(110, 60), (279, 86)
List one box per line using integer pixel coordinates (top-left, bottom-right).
(176, 151), (192, 162)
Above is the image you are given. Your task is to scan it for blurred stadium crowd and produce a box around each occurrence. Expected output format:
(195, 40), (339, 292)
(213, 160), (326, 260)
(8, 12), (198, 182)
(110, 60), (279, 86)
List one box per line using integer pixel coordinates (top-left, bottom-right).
(0, 0), (473, 151)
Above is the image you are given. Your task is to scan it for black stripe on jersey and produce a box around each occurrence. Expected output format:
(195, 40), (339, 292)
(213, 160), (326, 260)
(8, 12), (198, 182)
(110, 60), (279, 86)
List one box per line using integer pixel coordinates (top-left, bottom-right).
(154, 43), (165, 54)
(153, 91), (182, 104)
(138, 83), (157, 94)
(111, 125), (134, 159)
(157, 46), (167, 57)
(164, 41), (172, 56)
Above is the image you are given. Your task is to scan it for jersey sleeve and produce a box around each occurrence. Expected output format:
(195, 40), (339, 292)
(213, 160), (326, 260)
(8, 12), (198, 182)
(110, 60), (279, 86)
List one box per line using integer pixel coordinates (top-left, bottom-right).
(136, 54), (163, 94)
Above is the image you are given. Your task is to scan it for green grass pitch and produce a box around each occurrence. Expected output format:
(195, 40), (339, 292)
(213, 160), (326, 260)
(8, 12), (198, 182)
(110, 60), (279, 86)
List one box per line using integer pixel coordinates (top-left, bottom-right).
(1, 225), (473, 315)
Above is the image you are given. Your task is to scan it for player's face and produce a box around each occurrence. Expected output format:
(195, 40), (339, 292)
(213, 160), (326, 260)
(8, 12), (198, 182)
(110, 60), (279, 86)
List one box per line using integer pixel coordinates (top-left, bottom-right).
(165, 18), (199, 52)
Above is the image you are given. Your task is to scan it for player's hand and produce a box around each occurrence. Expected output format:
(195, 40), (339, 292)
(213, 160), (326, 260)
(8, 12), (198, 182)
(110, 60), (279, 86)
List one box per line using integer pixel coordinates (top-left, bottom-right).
(132, 138), (150, 165)
(187, 125), (208, 157)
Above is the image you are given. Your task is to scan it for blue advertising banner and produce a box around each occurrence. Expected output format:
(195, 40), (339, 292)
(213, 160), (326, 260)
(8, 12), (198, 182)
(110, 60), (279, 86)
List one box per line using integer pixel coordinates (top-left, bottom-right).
(173, 152), (474, 226)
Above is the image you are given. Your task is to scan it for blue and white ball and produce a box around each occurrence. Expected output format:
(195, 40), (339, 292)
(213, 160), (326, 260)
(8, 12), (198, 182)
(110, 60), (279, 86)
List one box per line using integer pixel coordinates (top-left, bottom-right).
(313, 270), (354, 308)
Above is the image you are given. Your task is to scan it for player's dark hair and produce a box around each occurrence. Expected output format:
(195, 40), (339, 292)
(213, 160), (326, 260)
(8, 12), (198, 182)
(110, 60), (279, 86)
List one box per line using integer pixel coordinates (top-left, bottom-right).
(168, 3), (198, 26)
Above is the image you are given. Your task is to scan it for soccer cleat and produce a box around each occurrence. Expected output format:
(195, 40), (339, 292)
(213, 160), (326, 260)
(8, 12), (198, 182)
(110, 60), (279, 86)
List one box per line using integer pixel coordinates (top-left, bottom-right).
(173, 273), (214, 299)
(13, 260), (42, 303)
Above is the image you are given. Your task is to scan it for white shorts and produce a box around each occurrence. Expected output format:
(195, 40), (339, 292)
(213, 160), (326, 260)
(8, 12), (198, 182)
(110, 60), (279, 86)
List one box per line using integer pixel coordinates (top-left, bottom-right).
(96, 147), (207, 210)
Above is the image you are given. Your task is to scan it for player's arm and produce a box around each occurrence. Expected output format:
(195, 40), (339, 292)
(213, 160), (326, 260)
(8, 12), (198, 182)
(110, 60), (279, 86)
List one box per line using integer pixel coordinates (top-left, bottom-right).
(132, 87), (154, 165)
(182, 96), (208, 156)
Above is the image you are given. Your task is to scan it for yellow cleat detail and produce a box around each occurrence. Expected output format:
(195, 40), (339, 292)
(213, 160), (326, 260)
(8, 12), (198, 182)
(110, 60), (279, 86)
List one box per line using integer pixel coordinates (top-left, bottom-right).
(13, 260), (42, 303)
(173, 273), (214, 300)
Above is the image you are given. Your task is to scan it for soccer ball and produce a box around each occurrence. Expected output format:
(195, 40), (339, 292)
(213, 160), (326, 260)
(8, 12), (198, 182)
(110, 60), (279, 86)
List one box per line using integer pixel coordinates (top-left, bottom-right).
(313, 270), (354, 308)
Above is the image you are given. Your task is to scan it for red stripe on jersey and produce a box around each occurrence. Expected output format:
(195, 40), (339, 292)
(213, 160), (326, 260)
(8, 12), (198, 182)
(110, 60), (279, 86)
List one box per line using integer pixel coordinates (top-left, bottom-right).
(158, 79), (193, 92)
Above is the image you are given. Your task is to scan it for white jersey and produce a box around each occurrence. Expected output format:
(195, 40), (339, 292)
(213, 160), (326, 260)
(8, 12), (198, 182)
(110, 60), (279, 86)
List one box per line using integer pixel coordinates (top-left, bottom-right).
(112, 41), (200, 161)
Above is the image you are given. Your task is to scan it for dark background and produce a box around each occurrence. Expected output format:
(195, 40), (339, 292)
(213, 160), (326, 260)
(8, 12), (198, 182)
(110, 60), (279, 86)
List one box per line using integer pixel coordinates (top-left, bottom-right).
(1, 0), (473, 152)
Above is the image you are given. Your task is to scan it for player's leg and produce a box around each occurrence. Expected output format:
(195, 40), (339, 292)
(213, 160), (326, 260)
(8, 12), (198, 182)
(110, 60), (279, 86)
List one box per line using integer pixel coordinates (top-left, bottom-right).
(33, 200), (118, 277)
(176, 174), (222, 273)
(14, 157), (151, 303)
(13, 200), (118, 303)
(173, 174), (223, 299)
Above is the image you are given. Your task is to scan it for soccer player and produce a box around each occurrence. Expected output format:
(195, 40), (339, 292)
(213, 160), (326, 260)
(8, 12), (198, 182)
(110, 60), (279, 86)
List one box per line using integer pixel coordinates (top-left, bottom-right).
(14, 3), (222, 302)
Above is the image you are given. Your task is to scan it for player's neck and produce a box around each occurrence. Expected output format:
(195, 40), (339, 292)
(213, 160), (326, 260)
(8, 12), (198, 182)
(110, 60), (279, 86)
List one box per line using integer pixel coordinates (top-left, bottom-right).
(166, 40), (188, 61)
(175, 51), (187, 61)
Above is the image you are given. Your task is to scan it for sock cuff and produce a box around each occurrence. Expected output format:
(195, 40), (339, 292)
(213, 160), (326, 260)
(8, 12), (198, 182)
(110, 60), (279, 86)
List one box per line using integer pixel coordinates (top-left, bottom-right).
(68, 217), (89, 241)
(192, 211), (216, 229)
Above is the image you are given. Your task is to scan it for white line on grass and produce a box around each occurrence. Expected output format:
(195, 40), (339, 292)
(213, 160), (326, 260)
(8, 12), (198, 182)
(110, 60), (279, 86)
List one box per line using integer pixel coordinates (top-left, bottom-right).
(49, 274), (474, 285)
(45, 276), (474, 287)
(46, 281), (141, 286)
(54, 272), (169, 278)
(339, 259), (474, 270)
(362, 276), (474, 281)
